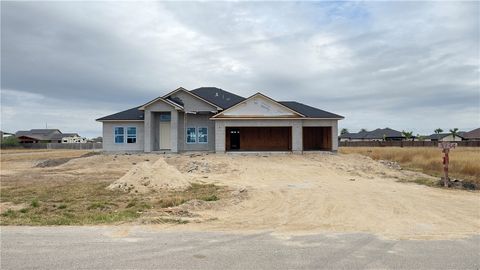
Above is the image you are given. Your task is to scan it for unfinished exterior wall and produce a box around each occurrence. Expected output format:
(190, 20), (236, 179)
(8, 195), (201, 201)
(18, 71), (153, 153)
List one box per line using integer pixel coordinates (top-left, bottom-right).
(221, 95), (297, 117)
(178, 113), (215, 152)
(102, 121), (144, 152)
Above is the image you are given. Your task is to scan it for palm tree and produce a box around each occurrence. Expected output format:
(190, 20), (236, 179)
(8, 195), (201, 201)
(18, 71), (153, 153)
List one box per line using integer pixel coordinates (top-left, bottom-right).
(340, 128), (349, 135)
(402, 130), (413, 141)
(434, 128), (443, 134)
(449, 128), (459, 140)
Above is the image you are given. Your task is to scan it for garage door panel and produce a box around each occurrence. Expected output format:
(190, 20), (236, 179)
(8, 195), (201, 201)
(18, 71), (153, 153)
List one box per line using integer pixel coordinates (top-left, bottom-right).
(303, 127), (332, 151)
(226, 127), (291, 151)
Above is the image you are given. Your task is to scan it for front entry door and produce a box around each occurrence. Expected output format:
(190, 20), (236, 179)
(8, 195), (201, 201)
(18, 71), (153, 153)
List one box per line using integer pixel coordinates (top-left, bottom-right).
(230, 128), (240, 150)
(159, 121), (171, 150)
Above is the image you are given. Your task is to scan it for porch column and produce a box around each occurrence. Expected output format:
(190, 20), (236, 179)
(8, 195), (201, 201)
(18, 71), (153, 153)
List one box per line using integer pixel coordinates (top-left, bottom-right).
(170, 110), (178, 153)
(332, 120), (338, 151)
(291, 121), (302, 153)
(144, 110), (152, 152)
(215, 121), (226, 153)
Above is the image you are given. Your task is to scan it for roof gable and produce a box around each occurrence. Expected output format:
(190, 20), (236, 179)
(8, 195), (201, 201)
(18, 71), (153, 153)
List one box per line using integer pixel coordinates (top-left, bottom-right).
(138, 96), (183, 111)
(212, 93), (304, 119)
(162, 87), (222, 110)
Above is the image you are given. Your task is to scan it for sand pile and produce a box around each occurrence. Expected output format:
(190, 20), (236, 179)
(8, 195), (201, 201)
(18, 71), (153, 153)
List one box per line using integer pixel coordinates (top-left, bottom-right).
(107, 158), (190, 193)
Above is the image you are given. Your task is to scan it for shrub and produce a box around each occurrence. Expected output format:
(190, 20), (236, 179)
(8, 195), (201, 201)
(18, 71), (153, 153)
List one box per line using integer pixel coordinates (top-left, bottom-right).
(1, 209), (17, 217)
(1, 136), (20, 147)
(30, 199), (40, 208)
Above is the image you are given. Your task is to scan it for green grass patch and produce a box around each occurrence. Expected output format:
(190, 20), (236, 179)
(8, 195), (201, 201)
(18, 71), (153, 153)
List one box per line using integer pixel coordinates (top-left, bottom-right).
(1, 180), (225, 225)
(30, 198), (39, 208)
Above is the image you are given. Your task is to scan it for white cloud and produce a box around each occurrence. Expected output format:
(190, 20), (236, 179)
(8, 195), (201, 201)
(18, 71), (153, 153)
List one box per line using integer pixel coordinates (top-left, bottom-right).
(1, 1), (478, 136)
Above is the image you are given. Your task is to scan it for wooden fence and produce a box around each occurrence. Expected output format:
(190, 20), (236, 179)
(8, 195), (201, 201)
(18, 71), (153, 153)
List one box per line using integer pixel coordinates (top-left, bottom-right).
(13, 143), (103, 150)
(339, 141), (480, 147)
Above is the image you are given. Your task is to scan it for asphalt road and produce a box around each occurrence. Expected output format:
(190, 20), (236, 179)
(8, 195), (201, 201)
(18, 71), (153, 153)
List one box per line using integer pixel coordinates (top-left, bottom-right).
(1, 226), (479, 269)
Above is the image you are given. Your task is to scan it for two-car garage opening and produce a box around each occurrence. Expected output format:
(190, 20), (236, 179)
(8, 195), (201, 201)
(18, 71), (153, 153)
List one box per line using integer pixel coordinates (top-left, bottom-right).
(226, 127), (292, 151)
(225, 126), (332, 152)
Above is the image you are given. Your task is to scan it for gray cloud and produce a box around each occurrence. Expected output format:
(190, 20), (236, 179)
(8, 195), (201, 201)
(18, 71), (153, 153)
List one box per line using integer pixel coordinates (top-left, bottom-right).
(1, 1), (479, 137)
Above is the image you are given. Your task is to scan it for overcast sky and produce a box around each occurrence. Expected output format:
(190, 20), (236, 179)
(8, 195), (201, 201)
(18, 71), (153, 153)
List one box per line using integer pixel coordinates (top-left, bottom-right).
(1, 1), (479, 138)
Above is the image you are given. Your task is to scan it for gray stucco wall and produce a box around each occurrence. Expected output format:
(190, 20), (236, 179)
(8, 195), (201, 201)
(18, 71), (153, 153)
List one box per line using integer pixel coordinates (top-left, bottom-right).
(177, 112), (215, 152)
(143, 100), (178, 152)
(171, 91), (218, 112)
(102, 121), (144, 152)
(214, 119), (339, 153)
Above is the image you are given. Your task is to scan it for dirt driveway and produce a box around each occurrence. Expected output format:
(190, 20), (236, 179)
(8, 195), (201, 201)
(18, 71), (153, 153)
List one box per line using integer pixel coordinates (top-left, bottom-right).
(1, 150), (478, 240)
(164, 153), (479, 240)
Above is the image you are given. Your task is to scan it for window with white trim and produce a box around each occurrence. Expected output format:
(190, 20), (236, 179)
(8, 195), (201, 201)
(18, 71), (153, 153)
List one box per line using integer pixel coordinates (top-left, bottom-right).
(114, 127), (124, 144)
(186, 127), (196, 144)
(198, 127), (208, 143)
(127, 127), (137, 143)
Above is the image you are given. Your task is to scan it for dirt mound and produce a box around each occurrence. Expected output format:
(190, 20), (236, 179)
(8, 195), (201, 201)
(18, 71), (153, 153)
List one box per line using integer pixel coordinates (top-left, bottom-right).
(35, 152), (100, 168)
(35, 158), (71, 168)
(107, 158), (190, 193)
(166, 154), (231, 174)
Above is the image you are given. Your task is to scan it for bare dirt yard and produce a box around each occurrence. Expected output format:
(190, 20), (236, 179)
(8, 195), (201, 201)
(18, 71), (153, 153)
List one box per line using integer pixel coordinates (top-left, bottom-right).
(1, 149), (478, 240)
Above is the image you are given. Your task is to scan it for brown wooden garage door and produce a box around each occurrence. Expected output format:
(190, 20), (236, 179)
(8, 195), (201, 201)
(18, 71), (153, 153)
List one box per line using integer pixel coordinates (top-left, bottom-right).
(226, 127), (292, 151)
(303, 127), (332, 151)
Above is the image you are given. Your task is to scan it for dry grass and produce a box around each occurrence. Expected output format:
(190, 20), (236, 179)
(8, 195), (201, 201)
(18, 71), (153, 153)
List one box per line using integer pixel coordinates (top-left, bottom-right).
(340, 147), (480, 185)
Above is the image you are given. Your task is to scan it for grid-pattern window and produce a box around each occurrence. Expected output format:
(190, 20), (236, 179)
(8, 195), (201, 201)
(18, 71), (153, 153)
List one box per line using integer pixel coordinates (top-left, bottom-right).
(159, 113), (171, 121)
(186, 127), (196, 143)
(114, 127), (124, 144)
(127, 127), (137, 143)
(198, 127), (208, 143)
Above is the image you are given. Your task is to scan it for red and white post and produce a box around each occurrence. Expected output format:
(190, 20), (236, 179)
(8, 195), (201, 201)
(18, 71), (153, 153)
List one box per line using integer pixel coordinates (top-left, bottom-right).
(438, 142), (457, 187)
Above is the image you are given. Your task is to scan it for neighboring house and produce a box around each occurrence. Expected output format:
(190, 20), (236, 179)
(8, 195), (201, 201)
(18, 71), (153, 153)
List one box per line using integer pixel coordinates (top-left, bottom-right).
(463, 128), (480, 141)
(96, 87), (344, 153)
(1, 131), (14, 138)
(16, 129), (63, 143)
(15, 129), (85, 143)
(339, 130), (369, 142)
(62, 134), (87, 143)
(0, 131), (14, 143)
(424, 133), (464, 142)
(340, 128), (406, 141)
(89, 137), (103, 143)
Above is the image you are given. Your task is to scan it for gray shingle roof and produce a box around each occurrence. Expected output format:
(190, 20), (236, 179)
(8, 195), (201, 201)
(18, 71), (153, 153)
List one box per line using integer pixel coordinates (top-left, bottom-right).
(190, 87), (246, 109)
(340, 131), (369, 139)
(15, 129), (63, 141)
(365, 128), (404, 139)
(97, 88), (344, 121)
(340, 128), (404, 139)
(96, 107), (144, 121)
(427, 133), (464, 140)
(463, 128), (480, 139)
(279, 101), (344, 119)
